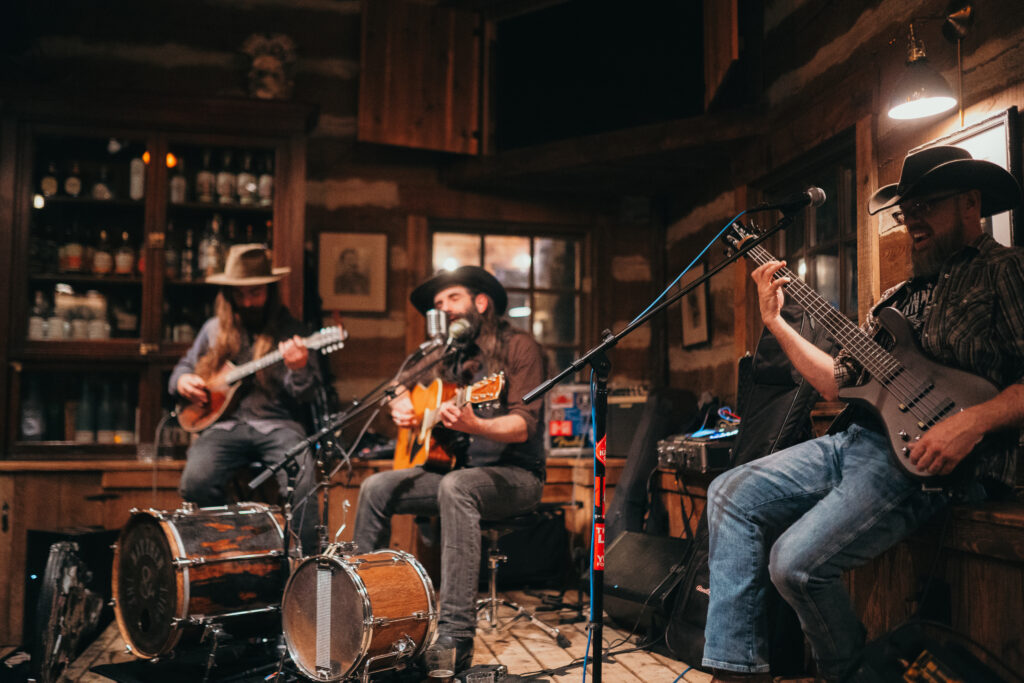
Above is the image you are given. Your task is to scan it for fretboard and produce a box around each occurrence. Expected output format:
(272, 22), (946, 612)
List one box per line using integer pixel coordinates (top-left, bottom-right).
(225, 347), (287, 385)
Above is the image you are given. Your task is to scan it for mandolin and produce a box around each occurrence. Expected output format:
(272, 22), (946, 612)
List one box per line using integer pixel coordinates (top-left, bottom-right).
(177, 326), (347, 433)
(393, 373), (505, 472)
(725, 223), (1017, 480)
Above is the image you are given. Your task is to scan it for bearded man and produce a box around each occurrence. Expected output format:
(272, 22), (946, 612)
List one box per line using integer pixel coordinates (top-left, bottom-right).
(171, 244), (321, 553)
(703, 147), (1024, 682)
(352, 265), (547, 674)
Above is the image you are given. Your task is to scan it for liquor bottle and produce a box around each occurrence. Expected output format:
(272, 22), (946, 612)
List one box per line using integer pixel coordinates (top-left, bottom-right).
(196, 149), (216, 203)
(44, 378), (64, 441)
(129, 154), (146, 200)
(63, 161), (83, 197)
(114, 379), (135, 444)
(245, 223), (255, 243)
(92, 228), (114, 275)
(40, 161), (60, 197)
(27, 291), (48, 340)
(63, 220), (85, 273)
(180, 228), (196, 281)
(169, 157), (188, 204)
(236, 152), (257, 205)
(257, 154), (274, 206)
(40, 223), (59, 273)
(164, 220), (180, 279)
(91, 164), (114, 200)
(200, 214), (225, 277)
(73, 379), (96, 443)
(115, 230), (135, 276)
(111, 296), (140, 337)
(96, 380), (115, 444)
(216, 150), (236, 204)
(20, 377), (46, 441)
(225, 217), (238, 246)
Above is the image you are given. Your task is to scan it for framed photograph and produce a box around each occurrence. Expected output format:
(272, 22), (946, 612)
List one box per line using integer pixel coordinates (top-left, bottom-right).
(912, 106), (1021, 246)
(318, 232), (388, 312)
(680, 262), (710, 347)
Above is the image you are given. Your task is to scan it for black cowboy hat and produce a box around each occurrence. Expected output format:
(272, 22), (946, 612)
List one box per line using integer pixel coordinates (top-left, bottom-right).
(410, 265), (508, 315)
(868, 145), (1022, 217)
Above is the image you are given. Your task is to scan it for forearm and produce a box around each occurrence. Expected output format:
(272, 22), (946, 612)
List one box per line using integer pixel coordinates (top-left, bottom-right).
(962, 383), (1024, 434)
(463, 413), (529, 443)
(764, 315), (839, 400)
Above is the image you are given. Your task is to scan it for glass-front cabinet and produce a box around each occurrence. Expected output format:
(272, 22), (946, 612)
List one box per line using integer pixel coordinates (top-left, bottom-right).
(2, 94), (315, 459)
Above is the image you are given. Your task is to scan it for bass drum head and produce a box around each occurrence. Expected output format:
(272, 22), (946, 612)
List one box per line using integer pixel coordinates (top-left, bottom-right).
(282, 556), (368, 681)
(113, 513), (179, 657)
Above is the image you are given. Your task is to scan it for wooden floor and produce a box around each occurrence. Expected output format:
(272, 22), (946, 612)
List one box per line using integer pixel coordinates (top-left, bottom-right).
(52, 591), (711, 683)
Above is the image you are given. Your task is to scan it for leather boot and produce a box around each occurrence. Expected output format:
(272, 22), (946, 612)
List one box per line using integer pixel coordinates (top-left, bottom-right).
(423, 633), (475, 674)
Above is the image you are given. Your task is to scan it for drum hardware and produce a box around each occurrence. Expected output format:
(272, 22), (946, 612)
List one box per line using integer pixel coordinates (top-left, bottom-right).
(171, 549), (284, 567)
(354, 634), (417, 683)
(171, 604), (281, 627)
(200, 622), (226, 683)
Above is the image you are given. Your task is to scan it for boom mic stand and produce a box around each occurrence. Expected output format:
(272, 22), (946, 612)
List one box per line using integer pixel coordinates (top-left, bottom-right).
(522, 213), (792, 683)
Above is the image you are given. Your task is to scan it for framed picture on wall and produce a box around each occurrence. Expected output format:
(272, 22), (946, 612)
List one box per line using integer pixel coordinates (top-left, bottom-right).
(680, 262), (710, 348)
(912, 106), (1021, 246)
(318, 232), (388, 312)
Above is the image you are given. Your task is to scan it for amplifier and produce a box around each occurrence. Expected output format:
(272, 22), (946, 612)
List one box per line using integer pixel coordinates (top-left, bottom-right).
(657, 429), (736, 474)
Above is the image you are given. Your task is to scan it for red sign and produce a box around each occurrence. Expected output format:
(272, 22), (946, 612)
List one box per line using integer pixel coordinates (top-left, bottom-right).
(593, 523), (605, 571)
(549, 420), (573, 436)
(596, 436), (607, 465)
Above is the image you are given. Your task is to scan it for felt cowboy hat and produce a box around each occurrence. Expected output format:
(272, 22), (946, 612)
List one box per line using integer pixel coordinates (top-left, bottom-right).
(205, 243), (290, 286)
(868, 145), (1023, 217)
(410, 265), (508, 315)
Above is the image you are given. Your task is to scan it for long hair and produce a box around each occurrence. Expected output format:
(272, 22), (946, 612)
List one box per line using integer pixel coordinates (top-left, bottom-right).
(194, 284), (285, 387)
(442, 291), (522, 385)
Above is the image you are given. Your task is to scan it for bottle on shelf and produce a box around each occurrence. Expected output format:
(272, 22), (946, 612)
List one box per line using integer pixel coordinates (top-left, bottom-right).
(44, 378), (65, 441)
(237, 152), (257, 205)
(199, 214), (225, 277)
(164, 220), (180, 279)
(170, 157), (188, 204)
(129, 153), (146, 200)
(62, 220), (85, 273)
(180, 227), (196, 281)
(27, 291), (48, 340)
(92, 164), (114, 200)
(92, 228), (114, 276)
(258, 154), (274, 206)
(64, 161), (83, 198)
(245, 223), (255, 243)
(46, 304), (68, 340)
(225, 217), (238, 246)
(173, 303), (197, 343)
(196, 149), (216, 203)
(114, 379), (135, 445)
(40, 223), (59, 274)
(40, 161), (60, 197)
(96, 380), (115, 444)
(74, 378), (96, 443)
(111, 296), (140, 338)
(20, 377), (46, 442)
(216, 150), (236, 204)
(114, 230), (135, 276)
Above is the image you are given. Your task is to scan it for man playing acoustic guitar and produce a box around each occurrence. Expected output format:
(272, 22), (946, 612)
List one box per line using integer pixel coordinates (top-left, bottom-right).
(352, 265), (547, 674)
(704, 146), (1024, 682)
(170, 244), (323, 554)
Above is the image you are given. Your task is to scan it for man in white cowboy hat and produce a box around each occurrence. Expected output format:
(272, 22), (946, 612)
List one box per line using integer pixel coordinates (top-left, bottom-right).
(703, 146), (1024, 682)
(170, 243), (322, 553)
(352, 265), (548, 674)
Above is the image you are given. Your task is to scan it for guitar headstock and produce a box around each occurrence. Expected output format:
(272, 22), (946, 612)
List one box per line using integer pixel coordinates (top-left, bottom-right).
(307, 326), (348, 355)
(469, 372), (505, 406)
(721, 220), (756, 254)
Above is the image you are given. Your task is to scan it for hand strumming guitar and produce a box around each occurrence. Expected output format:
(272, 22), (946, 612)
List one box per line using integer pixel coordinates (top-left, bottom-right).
(389, 387), (418, 428)
(177, 374), (209, 406)
(279, 334), (309, 370)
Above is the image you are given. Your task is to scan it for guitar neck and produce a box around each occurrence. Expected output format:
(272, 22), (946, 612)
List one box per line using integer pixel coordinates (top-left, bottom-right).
(225, 347), (286, 385)
(744, 243), (901, 380)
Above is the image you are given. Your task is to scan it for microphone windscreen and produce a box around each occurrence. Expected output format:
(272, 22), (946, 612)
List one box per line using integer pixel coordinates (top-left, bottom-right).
(448, 318), (472, 340)
(425, 308), (447, 340)
(806, 186), (827, 208)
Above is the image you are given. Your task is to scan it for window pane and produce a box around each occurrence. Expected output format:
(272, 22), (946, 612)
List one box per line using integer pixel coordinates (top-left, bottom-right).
(534, 237), (578, 289)
(815, 254), (840, 309)
(814, 172), (839, 245)
(432, 232), (481, 272)
(844, 241), (858, 317)
(484, 235), (530, 287)
(506, 291), (530, 333)
(546, 348), (577, 377)
(785, 213), (805, 257)
(533, 292), (577, 344)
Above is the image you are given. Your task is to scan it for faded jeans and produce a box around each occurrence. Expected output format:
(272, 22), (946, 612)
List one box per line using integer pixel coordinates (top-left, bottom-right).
(352, 465), (544, 638)
(702, 424), (949, 680)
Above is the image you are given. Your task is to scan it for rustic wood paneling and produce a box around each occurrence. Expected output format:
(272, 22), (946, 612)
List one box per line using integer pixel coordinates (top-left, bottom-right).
(703, 0), (739, 111)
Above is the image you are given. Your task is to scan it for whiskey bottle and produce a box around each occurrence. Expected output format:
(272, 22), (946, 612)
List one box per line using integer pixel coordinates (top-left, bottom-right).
(20, 377), (46, 442)
(237, 152), (257, 205)
(64, 161), (83, 197)
(201, 214), (225, 277)
(216, 150), (236, 204)
(129, 154), (146, 200)
(63, 220), (85, 273)
(73, 379), (96, 443)
(170, 157), (188, 203)
(164, 220), (180, 279)
(114, 230), (135, 276)
(258, 154), (274, 206)
(96, 380), (115, 444)
(196, 149), (216, 203)
(92, 228), (114, 275)
(114, 379), (135, 445)
(40, 161), (60, 197)
(181, 228), (196, 281)
(91, 164), (114, 200)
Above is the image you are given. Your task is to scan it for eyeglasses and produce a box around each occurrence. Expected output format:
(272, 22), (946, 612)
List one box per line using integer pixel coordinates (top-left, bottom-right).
(891, 191), (962, 225)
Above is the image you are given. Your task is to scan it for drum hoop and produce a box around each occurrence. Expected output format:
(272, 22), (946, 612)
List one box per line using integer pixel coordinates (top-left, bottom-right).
(282, 553), (374, 681)
(159, 512), (191, 626)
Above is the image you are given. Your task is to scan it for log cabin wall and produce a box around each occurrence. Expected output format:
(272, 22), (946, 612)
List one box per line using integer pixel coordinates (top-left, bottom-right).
(665, 0), (1024, 403)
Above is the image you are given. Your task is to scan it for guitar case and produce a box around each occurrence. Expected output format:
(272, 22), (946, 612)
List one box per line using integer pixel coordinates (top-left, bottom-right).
(663, 302), (837, 673)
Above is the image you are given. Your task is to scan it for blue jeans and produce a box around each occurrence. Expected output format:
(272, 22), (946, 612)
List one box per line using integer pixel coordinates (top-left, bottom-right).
(179, 422), (319, 554)
(352, 465), (544, 638)
(702, 425), (949, 679)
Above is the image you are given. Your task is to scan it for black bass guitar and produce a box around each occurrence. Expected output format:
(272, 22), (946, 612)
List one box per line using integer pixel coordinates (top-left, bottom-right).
(725, 224), (1016, 480)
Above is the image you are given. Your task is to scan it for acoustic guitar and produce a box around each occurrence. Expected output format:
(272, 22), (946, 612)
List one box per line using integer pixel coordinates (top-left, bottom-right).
(177, 326), (347, 433)
(393, 373), (505, 472)
(725, 223), (1017, 480)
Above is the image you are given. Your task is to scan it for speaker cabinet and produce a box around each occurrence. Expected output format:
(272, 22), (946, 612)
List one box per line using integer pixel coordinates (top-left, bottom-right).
(604, 531), (690, 633)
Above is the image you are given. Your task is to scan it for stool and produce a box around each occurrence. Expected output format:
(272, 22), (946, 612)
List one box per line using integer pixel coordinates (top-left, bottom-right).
(476, 506), (571, 648)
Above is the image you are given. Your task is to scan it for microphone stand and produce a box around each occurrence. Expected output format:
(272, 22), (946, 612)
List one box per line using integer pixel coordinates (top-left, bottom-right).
(522, 213), (792, 683)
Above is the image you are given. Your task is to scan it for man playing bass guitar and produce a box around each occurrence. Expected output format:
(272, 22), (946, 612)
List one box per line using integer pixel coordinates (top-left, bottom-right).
(170, 244), (323, 554)
(352, 265), (547, 675)
(704, 146), (1024, 682)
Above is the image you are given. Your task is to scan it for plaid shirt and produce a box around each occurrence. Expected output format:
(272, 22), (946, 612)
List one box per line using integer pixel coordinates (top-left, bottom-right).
(835, 233), (1024, 487)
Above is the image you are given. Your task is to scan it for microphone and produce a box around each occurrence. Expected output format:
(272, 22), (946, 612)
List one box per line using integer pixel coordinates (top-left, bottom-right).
(425, 308), (447, 341)
(410, 317), (472, 359)
(754, 186), (827, 214)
